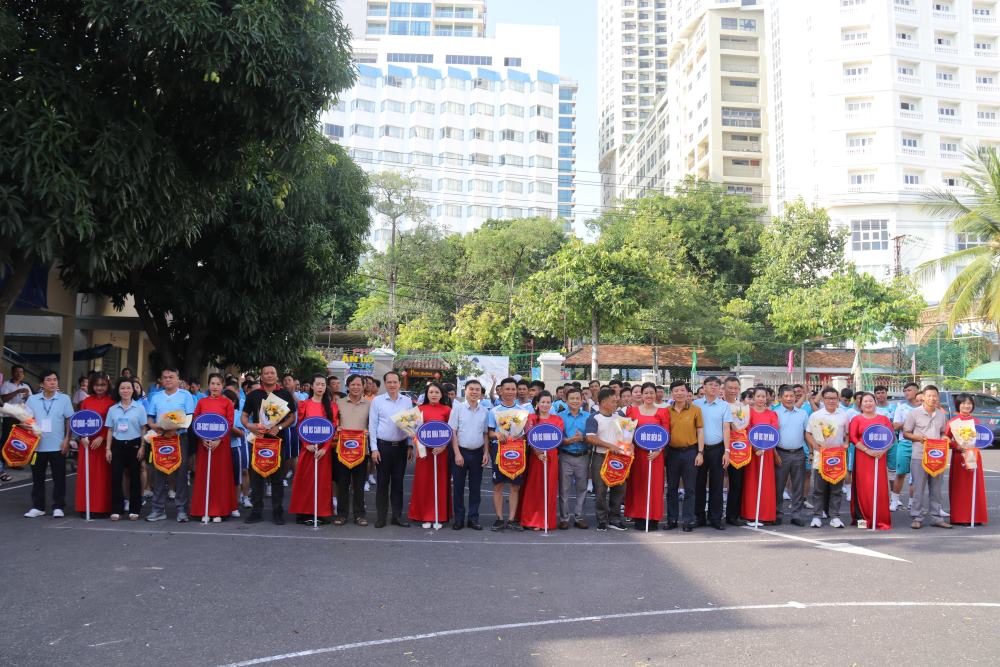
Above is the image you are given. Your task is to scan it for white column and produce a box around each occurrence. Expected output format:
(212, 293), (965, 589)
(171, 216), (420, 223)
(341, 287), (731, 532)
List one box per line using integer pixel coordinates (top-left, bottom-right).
(325, 359), (350, 385)
(369, 348), (397, 393)
(738, 374), (756, 392)
(830, 375), (849, 392)
(537, 352), (566, 392)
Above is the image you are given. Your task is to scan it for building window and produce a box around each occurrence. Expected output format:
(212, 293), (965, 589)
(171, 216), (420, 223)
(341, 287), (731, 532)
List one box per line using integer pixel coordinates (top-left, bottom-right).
(940, 139), (960, 153)
(440, 101), (466, 114)
(942, 175), (960, 187)
(938, 104), (958, 117)
(957, 233), (987, 249)
(505, 79), (526, 93)
(903, 173), (921, 185)
(439, 152), (462, 166)
(468, 179), (493, 193)
(530, 155), (553, 168)
(533, 181), (553, 194)
(474, 77), (496, 91)
(498, 180), (524, 194)
(501, 104), (525, 117)
(440, 127), (464, 140)
(530, 105), (554, 118)
(409, 126), (434, 140)
(351, 124), (374, 138)
(846, 134), (874, 148)
(440, 204), (462, 218)
(387, 53), (433, 63)
(439, 178), (462, 192)
(367, 22), (387, 35)
(535, 81), (554, 94)
(558, 190), (573, 203)
(721, 107), (761, 127)
(558, 159), (573, 172)
(504, 57), (522, 66)
(470, 102), (495, 116)
(897, 62), (916, 76)
(380, 125), (404, 139)
(469, 153), (492, 166)
(531, 130), (552, 143)
(845, 97), (873, 112)
(470, 128), (495, 141)
(412, 151), (433, 165)
(901, 135), (920, 148)
(351, 99), (376, 112)
(501, 129), (524, 142)
(323, 123), (344, 138)
(467, 205), (492, 218)
(978, 72), (996, 85)
(558, 145), (574, 158)
(849, 171), (876, 186)
(843, 63), (870, 77)
(368, 3), (388, 16)
(559, 117), (574, 129)
(499, 154), (524, 167)
(558, 131), (574, 144)
(410, 100), (435, 114)
(446, 55), (493, 65)
(852, 219), (889, 251)
(721, 17), (737, 29)
(382, 99), (405, 113)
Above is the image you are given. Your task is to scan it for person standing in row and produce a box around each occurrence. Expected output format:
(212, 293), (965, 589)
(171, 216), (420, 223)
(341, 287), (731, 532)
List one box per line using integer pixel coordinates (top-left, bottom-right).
(849, 392), (893, 530)
(944, 394), (988, 526)
(488, 378), (529, 532)
(408, 382), (452, 529)
(23, 370), (74, 518)
(190, 373), (237, 522)
(624, 382), (669, 531)
(902, 385), (952, 530)
(665, 380), (704, 532)
(242, 365), (297, 525)
(288, 374), (337, 525)
(335, 375), (370, 526)
(558, 387), (591, 530)
(146, 368), (195, 523)
(77, 371), (114, 516)
(520, 392), (562, 531)
(805, 387), (850, 528)
(773, 386), (808, 527)
(742, 387), (780, 525)
(693, 376), (731, 530)
(368, 371), (414, 528)
(106, 377), (147, 521)
(724, 378), (749, 527)
(891, 382), (921, 512)
(449, 380), (490, 531)
(585, 387), (629, 531)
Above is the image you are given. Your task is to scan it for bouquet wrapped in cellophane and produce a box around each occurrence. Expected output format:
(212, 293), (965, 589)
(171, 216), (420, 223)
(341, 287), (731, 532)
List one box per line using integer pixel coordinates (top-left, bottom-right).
(730, 403), (750, 432)
(0, 403), (41, 434)
(392, 407), (425, 456)
(614, 416), (638, 456)
(260, 393), (290, 428)
(953, 418), (978, 469)
(495, 409), (530, 440)
(809, 417), (839, 468)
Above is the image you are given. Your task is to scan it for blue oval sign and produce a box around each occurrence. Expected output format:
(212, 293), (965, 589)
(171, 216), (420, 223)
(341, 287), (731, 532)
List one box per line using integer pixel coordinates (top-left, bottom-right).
(342, 438), (361, 450)
(526, 423), (563, 451)
(927, 447), (945, 458)
(157, 445), (176, 455)
(748, 424), (779, 451)
(192, 413), (230, 441)
(861, 424), (894, 452)
(825, 455), (842, 466)
(731, 440), (749, 452)
(11, 439), (28, 451)
(634, 424), (669, 451)
(417, 420), (453, 448)
(503, 449), (521, 460)
(258, 448), (275, 458)
(298, 417), (335, 445)
(609, 459), (625, 470)
(70, 410), (104, 437)
(975, 424), (994, 449)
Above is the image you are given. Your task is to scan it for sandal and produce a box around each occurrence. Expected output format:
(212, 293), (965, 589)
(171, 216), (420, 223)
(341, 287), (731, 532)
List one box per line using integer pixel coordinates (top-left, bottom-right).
(128, 514), (139, 521)
(332, 517), (346, 526)
(110, 514), (121, 521)
(354, 517), (368, 527)
(0, 472), (12, 483)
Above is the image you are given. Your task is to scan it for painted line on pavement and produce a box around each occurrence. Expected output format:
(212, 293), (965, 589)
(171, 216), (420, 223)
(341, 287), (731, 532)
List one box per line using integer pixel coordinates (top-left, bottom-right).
(218, 600), (1000, 666)
(743, 525), (909, 562)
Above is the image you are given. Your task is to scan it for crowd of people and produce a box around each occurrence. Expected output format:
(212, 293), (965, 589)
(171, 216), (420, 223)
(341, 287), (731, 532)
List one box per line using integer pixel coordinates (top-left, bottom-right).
(3, 364), (989, 532)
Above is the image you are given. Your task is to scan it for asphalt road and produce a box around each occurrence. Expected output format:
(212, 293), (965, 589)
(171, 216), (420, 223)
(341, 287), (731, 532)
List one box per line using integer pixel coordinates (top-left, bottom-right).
(4, 452), (1000, 666)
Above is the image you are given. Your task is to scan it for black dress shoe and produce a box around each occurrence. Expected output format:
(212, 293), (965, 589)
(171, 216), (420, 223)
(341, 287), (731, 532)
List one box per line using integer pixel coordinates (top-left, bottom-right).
(558, 521), (570, 530)
(374, 518), (387, 528)
(272, 514), (285, 526)
(244, 514), (263, 524)
(452, 522), (463, 530)
(710, 521), (725, 531)
(391, 517), (410, 527)
(682, 523), (695, 532)
(467, 520), (483, 531)
(726, 517), (746, 527)
(663, 521), (678, 530)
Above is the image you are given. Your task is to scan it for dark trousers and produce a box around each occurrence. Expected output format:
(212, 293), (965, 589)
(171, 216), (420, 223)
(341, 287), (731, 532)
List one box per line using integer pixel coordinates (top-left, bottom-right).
(695, 444), (726, 523)
(452, 447), (484, 523)
(726, 463), (745, 522)
(376, 439), (409, 521)
(31, 451), (66, 511)
(666, 446), (698, 525)
(334, 457), (368, 519)
(111, 438), (142, 515)
(250, 460), (288, 517)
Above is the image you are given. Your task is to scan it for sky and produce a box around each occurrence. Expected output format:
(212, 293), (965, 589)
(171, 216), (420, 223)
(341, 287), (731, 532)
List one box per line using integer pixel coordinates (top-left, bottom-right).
(486, 0), (600, 234)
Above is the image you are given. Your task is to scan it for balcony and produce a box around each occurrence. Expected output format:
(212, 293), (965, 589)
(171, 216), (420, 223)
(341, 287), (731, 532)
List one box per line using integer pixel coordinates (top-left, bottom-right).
(721, 90), (760, 104)
(720, 60), (759, 74)
(723, 164), (762, 179)
(898, 74), (921, 84)
(844, 38), (871, 48)
(722, 140), (762, 153)
(975, 49), (998, 58)
(846, 146), (873, 157)
(901, 147), (925, 156)
(895, 39), (918, 49)
(938, 114), (961, 124)
(978, 83), (1000, 93)
(934, 11), (956, 20)
(936, 45), (959, 54)
(895, 4), (917, 15)
(979, 118), (1000, 128)
(937, 79), (960, 89)
(899, 110), (923, 119)
(973, 14), (997, 24)
(941, 150), (963, 159)
(844, 75), (871, 85)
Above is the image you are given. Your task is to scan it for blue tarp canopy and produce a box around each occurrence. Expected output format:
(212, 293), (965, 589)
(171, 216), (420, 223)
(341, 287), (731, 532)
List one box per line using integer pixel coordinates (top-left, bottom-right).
(447, 66), (471, 80)
(356, 64), (380, 77)
(537, 70), (559, 84)
(506, 69), (531, 82)
(477, 67), (500, 81)
(388, 64), (413, 78)
(417, 65), (442, 79)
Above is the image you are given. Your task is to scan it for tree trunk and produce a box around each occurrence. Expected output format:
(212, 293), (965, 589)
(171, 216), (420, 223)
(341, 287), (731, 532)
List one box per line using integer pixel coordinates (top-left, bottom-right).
(133, 288), (179, 371)
(590, 309), (599, 380)
(0, 250), (34, 356)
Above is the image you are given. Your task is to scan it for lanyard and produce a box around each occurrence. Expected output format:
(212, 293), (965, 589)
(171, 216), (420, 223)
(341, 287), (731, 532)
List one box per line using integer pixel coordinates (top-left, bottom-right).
(41, 396), (56, 418)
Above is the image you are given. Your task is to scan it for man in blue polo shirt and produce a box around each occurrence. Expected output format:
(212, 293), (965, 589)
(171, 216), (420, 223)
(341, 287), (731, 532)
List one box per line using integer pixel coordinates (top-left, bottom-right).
(558, 387), (590, 529)
(23, 370), (74, 518)
(487, 377), (531, 532)
(774, 385), (809, 526)
(145, 367), (195, 523)
(693, 376), (733, 530)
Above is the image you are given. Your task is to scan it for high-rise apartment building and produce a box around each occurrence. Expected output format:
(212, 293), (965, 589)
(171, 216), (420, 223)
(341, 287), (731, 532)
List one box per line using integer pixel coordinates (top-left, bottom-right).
(613, 0), (768, 206)
(769, 0), (1000, 302)
(327, 2), (577, 250)
(598, 0), (671, 207)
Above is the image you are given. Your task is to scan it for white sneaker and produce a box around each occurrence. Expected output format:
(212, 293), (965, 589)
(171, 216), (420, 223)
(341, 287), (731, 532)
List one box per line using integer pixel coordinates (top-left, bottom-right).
(168, 490), (176, 500)
(678, 489), (685, 500)
(433, 522), (443, 530)
(367, 474), (376, 485)
(364, 482), (371, 492)
(889, 494), (901, 512)
(783, 490), (791, 501)
(829, 517), (845, 529)
(844, 487), (852, 502)
(53, 509), (65, 518)
(242, 495), (253, 508)
(938, 508), (950, 517)
(24, 508), (45, 518)
(177, 512), (189, 523)
(804, 500), (815, 510)
(212, 516), (222, 523)
(810, 517), (822, 528)
(422, 522), (431, 529)
(821, 511), (828, 519)
(230, 509), (241, 518)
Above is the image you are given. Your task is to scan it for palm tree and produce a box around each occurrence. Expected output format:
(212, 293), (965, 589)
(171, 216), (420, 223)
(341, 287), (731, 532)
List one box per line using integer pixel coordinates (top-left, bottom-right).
(917, 146), (1000, 330)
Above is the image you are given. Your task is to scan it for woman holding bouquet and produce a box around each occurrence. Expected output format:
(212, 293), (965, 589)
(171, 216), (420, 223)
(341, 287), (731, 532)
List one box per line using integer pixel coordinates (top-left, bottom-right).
(848, 392), (892, 530)
(408, 383), (452, 528)
(741, 387), (780, 525)
(289, 375), (338, 525)
(77, 371), (115, 517)
(520, 391), (562, 531)
(624, 382), (670, 530)
(191, 374), (237, 522)
(945, 394), (988, 525)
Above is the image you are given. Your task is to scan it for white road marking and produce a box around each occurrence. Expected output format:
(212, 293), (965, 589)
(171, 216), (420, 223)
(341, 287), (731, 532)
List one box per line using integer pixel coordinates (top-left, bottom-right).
(744, 525), (909, 562)
(218, 601), (1000, 666)
(89, 639), (129, 648)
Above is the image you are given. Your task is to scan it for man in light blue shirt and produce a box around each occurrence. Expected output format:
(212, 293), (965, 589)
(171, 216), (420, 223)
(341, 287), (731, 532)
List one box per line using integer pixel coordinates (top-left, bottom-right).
(693, 376), (733, 529)
(23, 370), (74, 518)
(487, 377), (531, 531)
(774, 385), (809, 526)
(145, 368), (195, 522)
(448, 379), (490, 530)
(368, 371), (416, 528)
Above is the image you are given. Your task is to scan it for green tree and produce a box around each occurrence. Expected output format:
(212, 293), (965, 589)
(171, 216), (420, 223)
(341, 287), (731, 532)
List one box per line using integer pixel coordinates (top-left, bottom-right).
(917, 146), (1000, 330)
(0, 0), (354, 349)
(516, 239), (655, 378)
(395, 314), (452, 352)
(290, 349), (330, 380)
(769, 266), (925, 348)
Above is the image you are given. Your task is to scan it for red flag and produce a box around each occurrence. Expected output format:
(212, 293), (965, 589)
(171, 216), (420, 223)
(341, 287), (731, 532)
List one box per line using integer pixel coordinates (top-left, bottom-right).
(787, 350), (794, 374)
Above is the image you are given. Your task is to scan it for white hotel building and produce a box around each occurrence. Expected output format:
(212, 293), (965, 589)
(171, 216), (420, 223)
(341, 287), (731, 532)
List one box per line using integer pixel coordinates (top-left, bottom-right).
(326, 2), (578, 251)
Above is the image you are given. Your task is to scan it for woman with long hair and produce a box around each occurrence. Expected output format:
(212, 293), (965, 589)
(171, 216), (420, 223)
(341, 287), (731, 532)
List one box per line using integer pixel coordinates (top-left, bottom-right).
(624, 382), (670, 530)
(520, 391), (563, 531)
(849, 392), (893, 530)
(408, 382), (452, 529)
(945, 393), (988, 526)
(77, 371), (114, 516)
(105, 376), (147, 520)
(288, 374), (338, 525)
(741, 387), (781, 526)
(190, 373), (238, 522)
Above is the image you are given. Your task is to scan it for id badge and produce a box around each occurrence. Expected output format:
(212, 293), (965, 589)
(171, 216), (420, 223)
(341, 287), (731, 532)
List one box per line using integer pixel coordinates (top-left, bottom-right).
(41, 418), (53, 433)
(117, 419), (129, 433)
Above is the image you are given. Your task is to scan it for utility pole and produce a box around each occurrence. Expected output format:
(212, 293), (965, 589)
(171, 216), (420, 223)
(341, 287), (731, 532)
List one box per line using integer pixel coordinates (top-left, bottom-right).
(388, 216), (398, 351)
(892, 234), (908, 277)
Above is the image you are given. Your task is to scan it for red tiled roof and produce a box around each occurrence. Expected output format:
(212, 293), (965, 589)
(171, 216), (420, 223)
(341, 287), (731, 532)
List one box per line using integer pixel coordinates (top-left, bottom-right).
(397, 356), (452, 371)
(805, 349), (896, 369)
(564, 345), (722, 368)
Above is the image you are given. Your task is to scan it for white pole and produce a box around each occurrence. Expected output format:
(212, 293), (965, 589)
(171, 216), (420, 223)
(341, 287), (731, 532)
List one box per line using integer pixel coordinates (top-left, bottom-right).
(543, 453), (549, 536)
(433, 449), (440, 529)
(202, 445), (212, 524)
(85, 444), (91, 522)
(971, 453), (978, 529)
(645, 455), (652, 534)
(871, 455), (878, 531)
(313, 445), (319, 531)
(753, 452), (763, 530)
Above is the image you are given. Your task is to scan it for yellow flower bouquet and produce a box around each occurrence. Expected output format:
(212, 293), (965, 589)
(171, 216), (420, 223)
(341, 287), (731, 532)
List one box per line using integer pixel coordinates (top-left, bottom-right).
(496, 409), (530, 439)
(155, 409), (192, 431)
(953, 418), (977, 448)
(259, 393), (290, 429)
(392, 407), (425, 456)
(614, 416), (638, 456)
